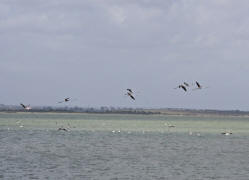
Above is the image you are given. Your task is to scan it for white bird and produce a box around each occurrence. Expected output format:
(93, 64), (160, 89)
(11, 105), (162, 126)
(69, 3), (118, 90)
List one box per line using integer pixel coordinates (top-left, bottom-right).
(221, 132), (232, 135)
(164, 122), (175, 128)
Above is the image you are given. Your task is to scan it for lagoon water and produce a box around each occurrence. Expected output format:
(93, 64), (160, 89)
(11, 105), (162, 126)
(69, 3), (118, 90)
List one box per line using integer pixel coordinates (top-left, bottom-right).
(0, 112), (249, 179)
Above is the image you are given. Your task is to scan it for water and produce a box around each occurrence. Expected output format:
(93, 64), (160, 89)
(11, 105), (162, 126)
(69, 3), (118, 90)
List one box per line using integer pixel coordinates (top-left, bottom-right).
(0, 112), (249, 179)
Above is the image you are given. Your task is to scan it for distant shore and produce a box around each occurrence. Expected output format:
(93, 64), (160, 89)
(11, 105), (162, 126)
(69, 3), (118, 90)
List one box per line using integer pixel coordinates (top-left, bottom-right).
(1, 106), (249, 117)
(146, 108), (249, 118)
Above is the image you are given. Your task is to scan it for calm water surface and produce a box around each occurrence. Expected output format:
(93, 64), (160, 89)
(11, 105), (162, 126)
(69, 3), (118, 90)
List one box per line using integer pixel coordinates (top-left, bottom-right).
(0, 112), (249, 179)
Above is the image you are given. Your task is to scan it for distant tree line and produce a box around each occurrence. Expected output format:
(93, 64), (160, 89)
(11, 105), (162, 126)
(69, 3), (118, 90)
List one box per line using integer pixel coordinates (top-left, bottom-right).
(157, 108), (249, 116)
(1, 104), (249, 116)
(0, 104), (159, 115)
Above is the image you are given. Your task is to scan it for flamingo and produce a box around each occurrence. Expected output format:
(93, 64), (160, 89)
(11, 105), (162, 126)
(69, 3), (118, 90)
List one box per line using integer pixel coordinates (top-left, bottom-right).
(20, 103), (31, 110)
(193, 81), (209, 90)
(58, 97), (70, 103)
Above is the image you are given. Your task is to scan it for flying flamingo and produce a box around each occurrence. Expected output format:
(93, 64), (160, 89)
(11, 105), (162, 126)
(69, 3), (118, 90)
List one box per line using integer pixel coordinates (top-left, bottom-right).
(20, 103), (31, 110)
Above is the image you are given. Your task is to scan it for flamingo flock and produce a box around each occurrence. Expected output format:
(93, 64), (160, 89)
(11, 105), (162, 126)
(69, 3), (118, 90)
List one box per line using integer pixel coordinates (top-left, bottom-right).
(175, 81), (207, 92)
(20, 81), (208, 111)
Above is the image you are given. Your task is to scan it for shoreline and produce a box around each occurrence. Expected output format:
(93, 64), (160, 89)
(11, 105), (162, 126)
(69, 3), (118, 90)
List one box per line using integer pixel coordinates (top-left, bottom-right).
(1, 109), (249, 118)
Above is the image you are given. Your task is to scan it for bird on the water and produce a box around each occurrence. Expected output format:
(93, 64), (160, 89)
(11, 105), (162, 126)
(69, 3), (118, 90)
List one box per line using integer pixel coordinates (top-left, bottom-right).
(221, 132), (232, 135)
(57, 127), (68, 132)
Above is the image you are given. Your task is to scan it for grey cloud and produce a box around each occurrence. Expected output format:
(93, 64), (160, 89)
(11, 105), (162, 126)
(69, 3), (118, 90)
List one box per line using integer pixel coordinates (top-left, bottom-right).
(1, 0), (249, 110)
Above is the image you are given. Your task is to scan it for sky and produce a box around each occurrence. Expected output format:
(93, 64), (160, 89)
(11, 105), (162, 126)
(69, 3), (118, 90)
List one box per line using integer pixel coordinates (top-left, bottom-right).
(1, 0), (249, 110)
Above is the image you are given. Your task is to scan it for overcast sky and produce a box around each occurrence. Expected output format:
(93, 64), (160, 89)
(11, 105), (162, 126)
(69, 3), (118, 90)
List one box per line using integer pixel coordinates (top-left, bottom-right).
(1, 0), (249, 110)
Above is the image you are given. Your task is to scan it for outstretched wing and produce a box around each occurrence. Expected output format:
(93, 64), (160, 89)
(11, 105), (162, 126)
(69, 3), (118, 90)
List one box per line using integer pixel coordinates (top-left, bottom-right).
(130, 94), (135, 100)
(20, 103), (26, 108)
(196, 81), (201, 88)
(183, 82), (189, 87)
(127, 89), (133, 93)
(181, 85), (187, 92)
